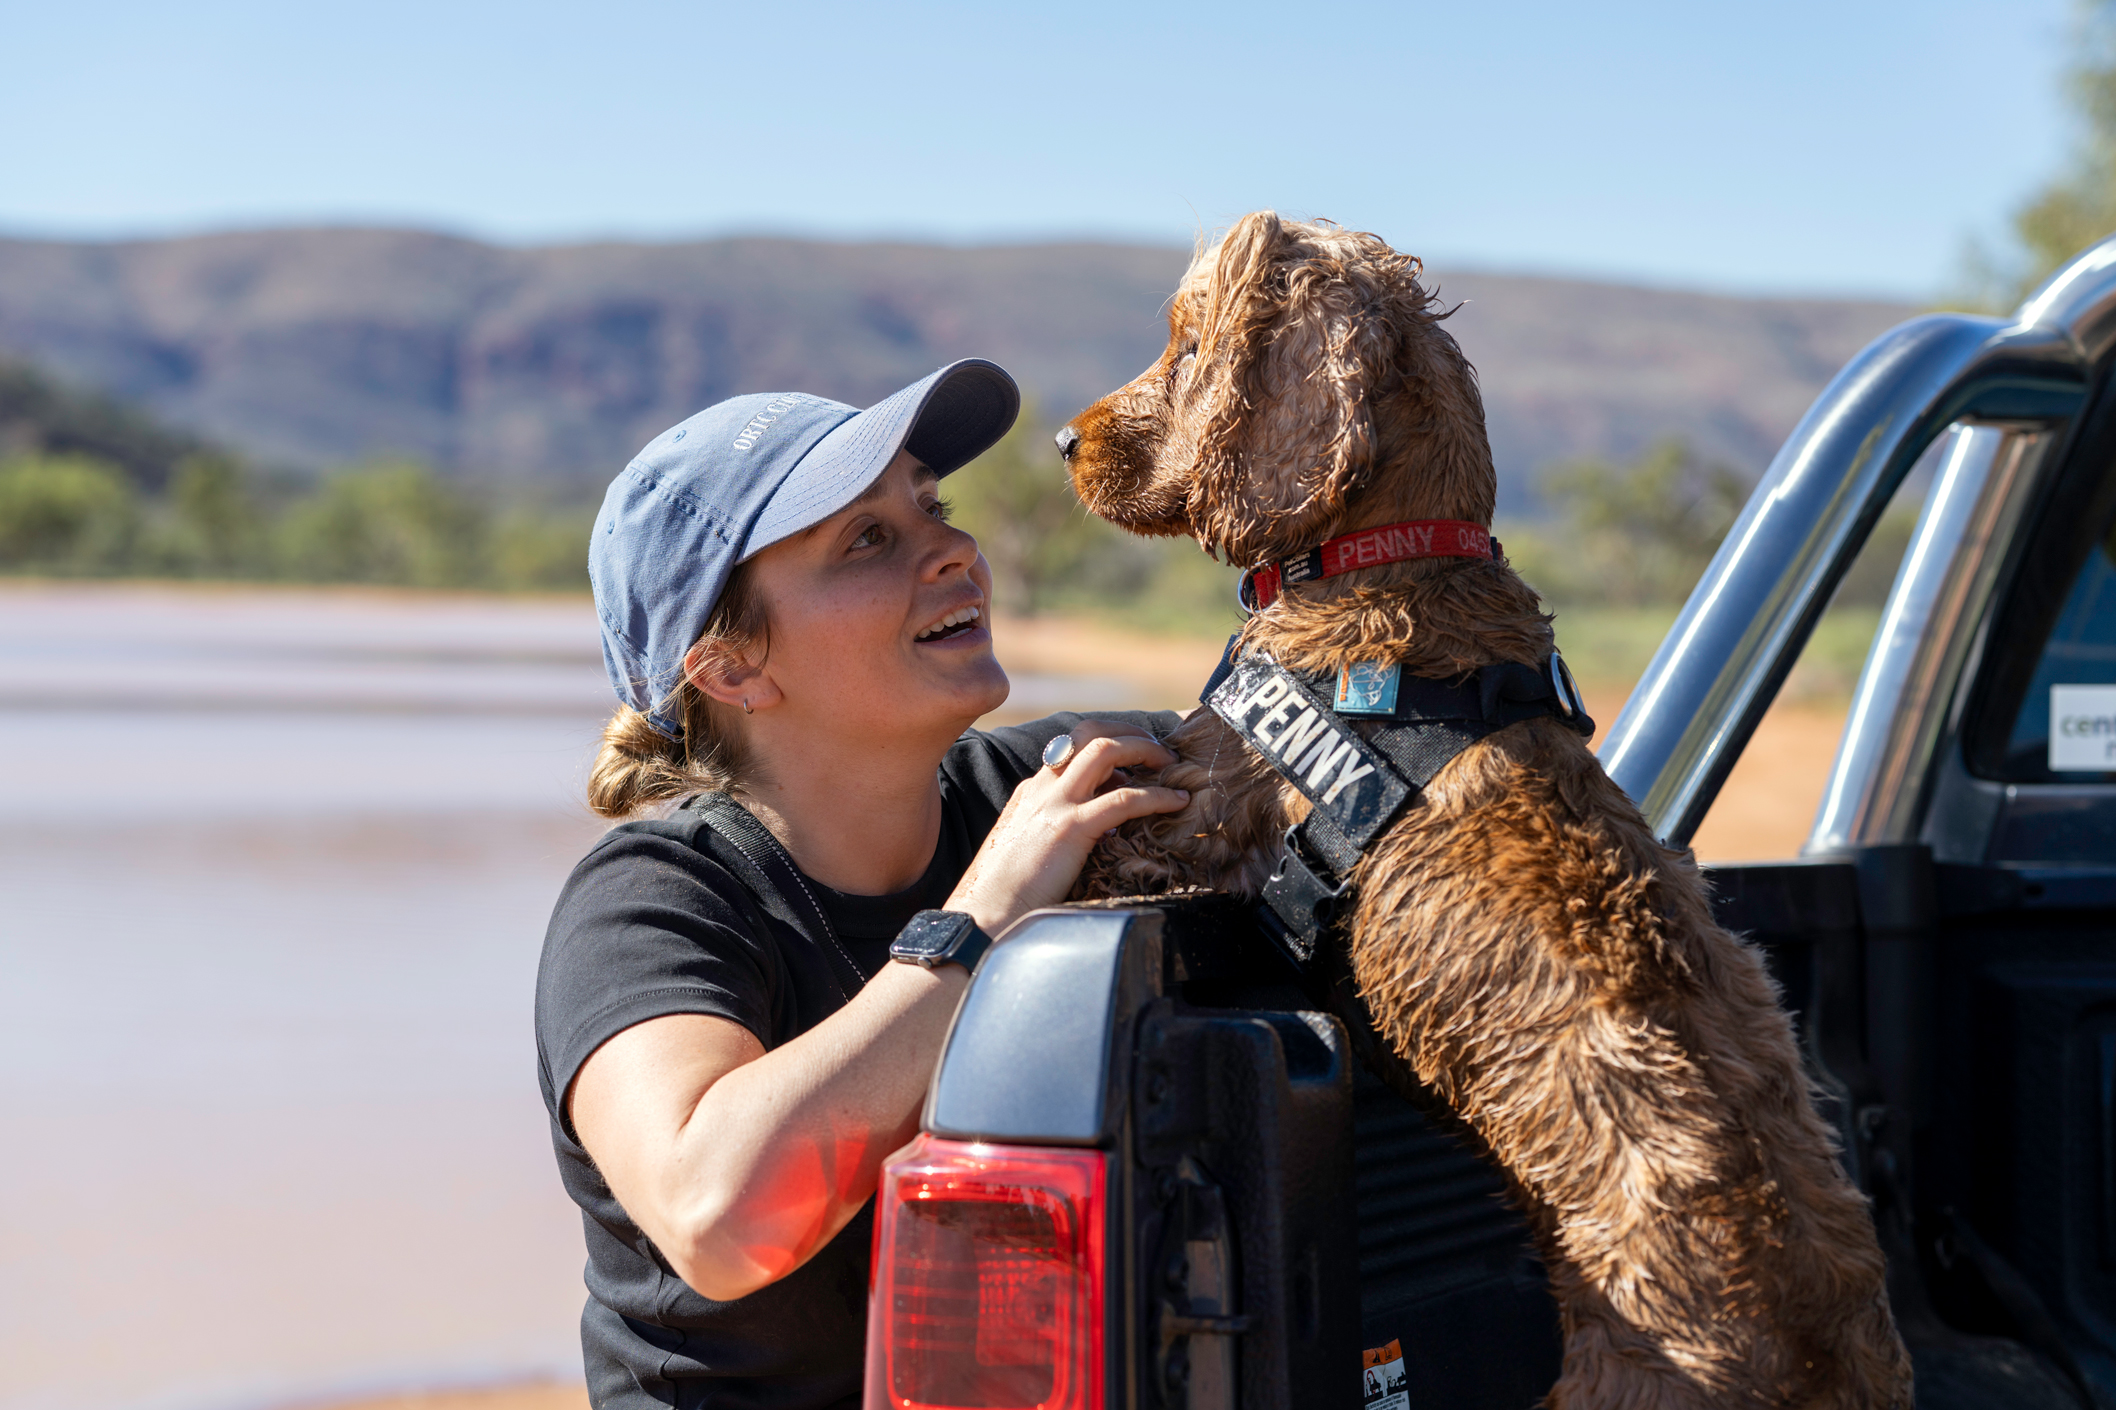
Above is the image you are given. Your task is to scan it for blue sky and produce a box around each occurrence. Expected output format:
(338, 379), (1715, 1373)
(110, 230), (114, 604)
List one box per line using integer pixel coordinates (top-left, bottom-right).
(1, 0), (2081, 298)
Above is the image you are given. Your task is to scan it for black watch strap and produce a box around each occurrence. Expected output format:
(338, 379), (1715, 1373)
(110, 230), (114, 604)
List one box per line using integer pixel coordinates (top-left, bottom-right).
(890, 909), (996, 974)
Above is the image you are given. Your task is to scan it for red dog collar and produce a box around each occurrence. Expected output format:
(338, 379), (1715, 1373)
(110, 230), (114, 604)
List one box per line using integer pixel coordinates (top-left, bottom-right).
(1239, 519), (1501, 610)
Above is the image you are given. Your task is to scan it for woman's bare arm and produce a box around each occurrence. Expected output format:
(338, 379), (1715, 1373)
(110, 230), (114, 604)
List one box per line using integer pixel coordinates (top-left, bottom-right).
(567, 726), (1185, 1302)
(569, 965), (967, 1301)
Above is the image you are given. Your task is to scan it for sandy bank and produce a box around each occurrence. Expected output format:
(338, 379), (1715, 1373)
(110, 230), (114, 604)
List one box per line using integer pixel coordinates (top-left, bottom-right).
(284, 1386), (586, 1410)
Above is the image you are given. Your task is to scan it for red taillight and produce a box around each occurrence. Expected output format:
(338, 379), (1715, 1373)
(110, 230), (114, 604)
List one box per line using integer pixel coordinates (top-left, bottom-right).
(866, 1134), (1105, 1410)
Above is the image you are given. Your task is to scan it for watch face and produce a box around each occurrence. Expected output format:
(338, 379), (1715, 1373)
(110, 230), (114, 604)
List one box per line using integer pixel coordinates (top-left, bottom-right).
(895, 911), (973, 961)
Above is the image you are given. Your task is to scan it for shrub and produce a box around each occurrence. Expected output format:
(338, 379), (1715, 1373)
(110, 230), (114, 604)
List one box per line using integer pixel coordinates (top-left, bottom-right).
(157, 453), (268, 576)
(490, 505), (595, 591)
(275, 461), (489, 587)
(0, 454), (141, 573)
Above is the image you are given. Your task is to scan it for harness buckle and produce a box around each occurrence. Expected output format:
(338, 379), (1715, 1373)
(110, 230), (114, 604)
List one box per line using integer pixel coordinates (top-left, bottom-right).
(1257, 823), (1352, 964)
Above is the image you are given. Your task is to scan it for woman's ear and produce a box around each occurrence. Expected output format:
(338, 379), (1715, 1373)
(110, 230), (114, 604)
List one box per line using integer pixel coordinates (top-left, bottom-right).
(1188, 216), (1391, 567)
(683, 640), (782, 715)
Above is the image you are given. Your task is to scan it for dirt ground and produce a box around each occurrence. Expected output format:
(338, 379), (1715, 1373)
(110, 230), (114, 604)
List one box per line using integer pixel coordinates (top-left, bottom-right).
(290, 1388), (589, 1410)
(1571, 677), (1849, 864)
(1683, 700), (1849, 862)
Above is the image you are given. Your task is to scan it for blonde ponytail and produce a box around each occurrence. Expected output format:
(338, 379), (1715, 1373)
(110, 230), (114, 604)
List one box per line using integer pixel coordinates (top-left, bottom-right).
(585, 559), (770, 819)
(586, 705), (704, 818)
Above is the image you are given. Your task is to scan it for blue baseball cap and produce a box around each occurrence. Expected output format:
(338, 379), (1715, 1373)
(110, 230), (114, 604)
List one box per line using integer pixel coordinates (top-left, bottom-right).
(590, 358), (1020, 737)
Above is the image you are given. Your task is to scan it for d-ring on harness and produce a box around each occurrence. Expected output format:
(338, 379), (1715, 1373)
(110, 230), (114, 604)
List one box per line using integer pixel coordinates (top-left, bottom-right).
(1197, 641), (1594, 962)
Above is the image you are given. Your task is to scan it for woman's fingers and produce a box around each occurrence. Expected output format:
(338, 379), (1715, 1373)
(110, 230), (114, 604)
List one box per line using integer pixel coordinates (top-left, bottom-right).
(1077, 784), (1191, 835)
(946, 739), (1191, 933)
(1058, 734), (1176, 801)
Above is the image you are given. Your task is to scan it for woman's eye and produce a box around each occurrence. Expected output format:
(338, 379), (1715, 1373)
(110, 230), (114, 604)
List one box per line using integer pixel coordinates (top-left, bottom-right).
(928, 496), (954, 522)
(851, 524), (885, 550)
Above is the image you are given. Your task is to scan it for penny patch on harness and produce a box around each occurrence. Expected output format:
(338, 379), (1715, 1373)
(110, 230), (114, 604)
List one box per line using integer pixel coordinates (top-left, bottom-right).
(1208, 658), (1410, 849)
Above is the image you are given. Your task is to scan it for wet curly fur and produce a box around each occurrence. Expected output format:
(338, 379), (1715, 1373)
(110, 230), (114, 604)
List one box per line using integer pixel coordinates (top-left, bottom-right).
(1062, 212), (1912, 1408)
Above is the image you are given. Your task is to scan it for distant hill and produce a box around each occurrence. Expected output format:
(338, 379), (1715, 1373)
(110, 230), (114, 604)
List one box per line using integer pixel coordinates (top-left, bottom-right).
(0, 228), (1916, 514)
(0, 357), (212, 490)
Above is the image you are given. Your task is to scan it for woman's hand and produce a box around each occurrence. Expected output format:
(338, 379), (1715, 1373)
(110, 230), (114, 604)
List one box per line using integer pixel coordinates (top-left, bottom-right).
(945, 720), (1188, 936)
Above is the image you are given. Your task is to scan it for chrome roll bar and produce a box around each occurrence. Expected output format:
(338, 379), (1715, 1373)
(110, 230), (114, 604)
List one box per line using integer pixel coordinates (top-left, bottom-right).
(1806, 422), (2049, 852)
(1597, 239), (2114, 846)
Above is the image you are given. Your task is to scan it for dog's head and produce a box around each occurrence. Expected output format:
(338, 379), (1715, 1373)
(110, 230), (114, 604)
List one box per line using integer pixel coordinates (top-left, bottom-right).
(1061, 212), (1495, 569)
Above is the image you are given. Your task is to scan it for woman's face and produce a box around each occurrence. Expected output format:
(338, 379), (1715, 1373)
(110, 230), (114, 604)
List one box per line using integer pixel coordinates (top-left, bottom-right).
(739, 448), (1008, 744)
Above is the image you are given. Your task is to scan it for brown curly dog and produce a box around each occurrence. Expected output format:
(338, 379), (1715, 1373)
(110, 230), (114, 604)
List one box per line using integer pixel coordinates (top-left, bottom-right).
(1059, 211), (1912, 1409)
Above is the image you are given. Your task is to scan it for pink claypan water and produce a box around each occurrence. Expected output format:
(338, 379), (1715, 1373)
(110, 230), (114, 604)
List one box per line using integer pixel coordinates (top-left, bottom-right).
(0, 584), (1136, 1410)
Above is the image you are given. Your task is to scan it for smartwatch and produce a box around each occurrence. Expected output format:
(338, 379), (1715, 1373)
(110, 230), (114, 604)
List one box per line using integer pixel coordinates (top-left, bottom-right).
(890, 909), (996, 974)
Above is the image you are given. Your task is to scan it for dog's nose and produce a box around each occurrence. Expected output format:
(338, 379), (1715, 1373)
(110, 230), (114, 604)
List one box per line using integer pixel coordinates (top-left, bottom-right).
(1055, 425), (1080, 461)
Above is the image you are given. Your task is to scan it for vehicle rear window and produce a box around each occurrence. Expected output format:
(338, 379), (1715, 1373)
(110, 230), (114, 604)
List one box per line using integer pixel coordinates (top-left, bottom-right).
(1994, 511), (2116, 781)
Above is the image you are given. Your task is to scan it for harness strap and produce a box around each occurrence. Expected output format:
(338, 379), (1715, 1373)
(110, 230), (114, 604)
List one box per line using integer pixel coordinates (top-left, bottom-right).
(1258, 824), (1356, 961)
(1365, 720), (1491, 792)
(1296, 809), (1365, 872)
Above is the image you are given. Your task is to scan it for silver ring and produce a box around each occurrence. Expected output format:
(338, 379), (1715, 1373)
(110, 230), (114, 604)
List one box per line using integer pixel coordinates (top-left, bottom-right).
(1042, 734), (1078, 772)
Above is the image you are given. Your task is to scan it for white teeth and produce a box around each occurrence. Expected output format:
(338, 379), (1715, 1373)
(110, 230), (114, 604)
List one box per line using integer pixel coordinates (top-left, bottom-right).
(916, 604), (982, 640)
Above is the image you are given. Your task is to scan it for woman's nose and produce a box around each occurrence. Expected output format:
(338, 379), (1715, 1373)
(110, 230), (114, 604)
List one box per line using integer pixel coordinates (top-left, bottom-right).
(929, 516), (980, 577)
(1055, 425), (1080, 461)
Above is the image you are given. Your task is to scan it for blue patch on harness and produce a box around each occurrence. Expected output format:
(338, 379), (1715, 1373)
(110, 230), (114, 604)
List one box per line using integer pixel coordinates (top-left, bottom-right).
(1334, 661), (1402, 715)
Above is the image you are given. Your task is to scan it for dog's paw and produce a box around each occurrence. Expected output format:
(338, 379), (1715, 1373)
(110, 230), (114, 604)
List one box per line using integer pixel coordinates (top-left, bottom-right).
(1077, 799), (1271, 899)
(1073, 819), (1189, 900)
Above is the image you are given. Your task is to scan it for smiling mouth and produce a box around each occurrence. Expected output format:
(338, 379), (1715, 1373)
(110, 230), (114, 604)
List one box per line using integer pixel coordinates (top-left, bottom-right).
(915, 604), (983, 642)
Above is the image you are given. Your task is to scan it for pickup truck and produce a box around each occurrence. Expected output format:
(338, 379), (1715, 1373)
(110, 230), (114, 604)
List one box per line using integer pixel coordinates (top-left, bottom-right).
(857, 235), (2116, 1410)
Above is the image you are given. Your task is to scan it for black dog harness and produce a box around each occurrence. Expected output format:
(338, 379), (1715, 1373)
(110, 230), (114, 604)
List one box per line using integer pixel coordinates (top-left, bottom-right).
(1196, 641), (1596, 960)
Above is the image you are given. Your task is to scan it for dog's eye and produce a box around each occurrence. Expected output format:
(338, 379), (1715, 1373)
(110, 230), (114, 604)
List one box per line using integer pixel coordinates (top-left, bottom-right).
(1172, 349), (1197, 384)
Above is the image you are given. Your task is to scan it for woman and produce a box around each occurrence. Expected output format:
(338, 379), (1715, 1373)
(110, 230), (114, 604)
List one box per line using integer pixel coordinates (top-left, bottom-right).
(535, 359), (1190, 1409)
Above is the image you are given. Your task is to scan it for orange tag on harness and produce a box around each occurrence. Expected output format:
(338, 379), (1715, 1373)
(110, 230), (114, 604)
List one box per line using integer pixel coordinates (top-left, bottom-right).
(1362, 1339), (1408, 1410)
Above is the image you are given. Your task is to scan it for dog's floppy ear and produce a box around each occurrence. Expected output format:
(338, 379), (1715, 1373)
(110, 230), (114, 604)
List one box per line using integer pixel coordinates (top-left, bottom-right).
(1192, 210), (1288, 386)
(1187, 212), (1393, 566)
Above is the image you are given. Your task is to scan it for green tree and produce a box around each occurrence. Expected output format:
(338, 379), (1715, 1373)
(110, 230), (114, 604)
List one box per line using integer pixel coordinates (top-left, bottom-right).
(1510, 439), (1748, 609)
(1973, 1), (2116, 306)
(275, 460), (489, 587)
(163, 453), (267, 576)
(490, 505), (595, 591)
(0, 454), (141, 574)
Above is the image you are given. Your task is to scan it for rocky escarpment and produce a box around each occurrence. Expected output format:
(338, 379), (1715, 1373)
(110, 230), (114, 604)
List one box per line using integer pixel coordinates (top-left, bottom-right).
(0, 228), (1911, 506)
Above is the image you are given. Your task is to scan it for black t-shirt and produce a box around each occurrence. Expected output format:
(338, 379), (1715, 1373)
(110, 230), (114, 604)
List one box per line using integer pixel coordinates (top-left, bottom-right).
(535, 712), (1178, 1410)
